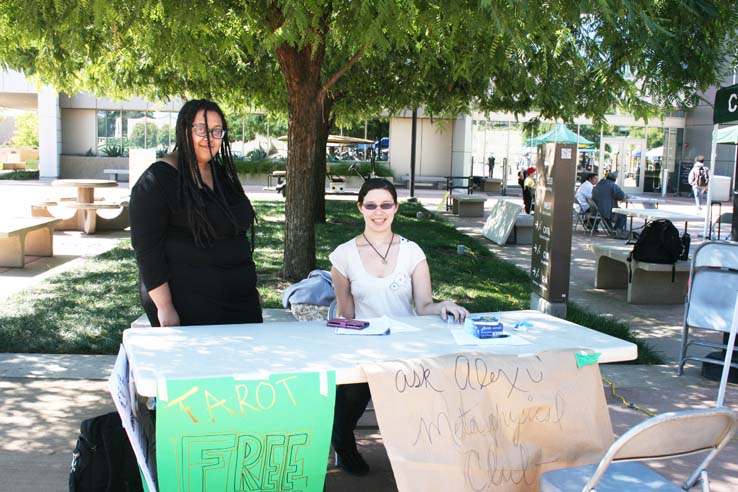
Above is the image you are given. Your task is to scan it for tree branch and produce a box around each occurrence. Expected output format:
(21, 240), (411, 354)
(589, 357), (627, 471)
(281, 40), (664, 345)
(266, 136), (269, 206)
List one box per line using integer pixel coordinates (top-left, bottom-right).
(321, 46), (365, 95)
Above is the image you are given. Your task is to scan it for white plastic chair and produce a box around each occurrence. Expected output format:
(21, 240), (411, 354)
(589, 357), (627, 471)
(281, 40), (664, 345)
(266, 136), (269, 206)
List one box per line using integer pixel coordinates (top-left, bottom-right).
(540, 407), (738, 492)
(678, 241), (738, 376)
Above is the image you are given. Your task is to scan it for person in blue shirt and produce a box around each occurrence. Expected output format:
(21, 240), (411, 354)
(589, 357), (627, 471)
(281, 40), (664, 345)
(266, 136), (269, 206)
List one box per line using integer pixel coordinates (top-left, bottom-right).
(591, 171), (627, 233)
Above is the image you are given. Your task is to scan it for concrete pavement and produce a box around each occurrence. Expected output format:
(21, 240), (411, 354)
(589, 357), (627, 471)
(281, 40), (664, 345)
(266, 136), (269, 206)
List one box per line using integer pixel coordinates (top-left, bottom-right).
(0, 180), (737, 491)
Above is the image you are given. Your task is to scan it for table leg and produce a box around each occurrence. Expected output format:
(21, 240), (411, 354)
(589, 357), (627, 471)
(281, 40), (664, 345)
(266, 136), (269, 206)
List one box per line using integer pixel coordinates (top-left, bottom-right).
(24, 227), (54, 256)
(82, 209), (98, 234)
(78, 187), (94, 203)
(625, 216), (635, 244)
(0, 236), (24, 268)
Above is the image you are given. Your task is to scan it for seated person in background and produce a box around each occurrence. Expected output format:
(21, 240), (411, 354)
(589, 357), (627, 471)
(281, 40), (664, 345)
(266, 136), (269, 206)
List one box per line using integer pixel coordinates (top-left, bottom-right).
(330, 178), (469, 476)
(591, 171), (627, 233)
(575, 173), (598, 213)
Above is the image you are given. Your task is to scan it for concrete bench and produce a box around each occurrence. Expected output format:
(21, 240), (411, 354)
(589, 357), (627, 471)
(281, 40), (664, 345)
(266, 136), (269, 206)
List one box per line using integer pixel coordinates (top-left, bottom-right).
(507, 214), (534, 245)
(104, 169), (129, 182)
(32, 201), (129, 234)
(399, 175), (447, 189)
(451, 194), (486, 217)
(480, 178), (503, 194)
(130, 308), (296, 327)
(3, 162), (26, 170)
(590, 243), (690, 304)
(0, 217), (61, 268)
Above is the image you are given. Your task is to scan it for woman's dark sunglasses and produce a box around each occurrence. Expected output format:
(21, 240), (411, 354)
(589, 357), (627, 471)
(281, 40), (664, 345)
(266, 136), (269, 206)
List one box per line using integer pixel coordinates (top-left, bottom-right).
(362, 202), (395, 210)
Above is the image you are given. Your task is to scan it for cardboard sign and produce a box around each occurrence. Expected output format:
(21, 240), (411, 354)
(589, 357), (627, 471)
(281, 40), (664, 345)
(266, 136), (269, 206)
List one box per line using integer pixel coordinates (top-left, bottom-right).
(363, 350), (612, 492)
(155, 371), (336, 492)
(482, 200), (524, 245)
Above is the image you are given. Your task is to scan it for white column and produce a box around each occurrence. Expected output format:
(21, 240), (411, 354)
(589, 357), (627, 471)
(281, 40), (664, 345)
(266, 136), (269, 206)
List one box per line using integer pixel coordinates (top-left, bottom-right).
(451, 115), (473, 176)
(38, 85), (61, 178)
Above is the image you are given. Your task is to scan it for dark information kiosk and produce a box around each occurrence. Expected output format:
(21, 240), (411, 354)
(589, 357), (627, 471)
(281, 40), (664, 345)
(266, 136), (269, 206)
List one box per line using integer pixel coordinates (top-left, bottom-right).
(530, 142), (577, 317)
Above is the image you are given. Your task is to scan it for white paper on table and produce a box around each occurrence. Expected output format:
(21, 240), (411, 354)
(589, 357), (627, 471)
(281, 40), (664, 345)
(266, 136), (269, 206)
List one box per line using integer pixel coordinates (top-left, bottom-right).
(334, 316), (390, 335)
(449, 327), (531, 346)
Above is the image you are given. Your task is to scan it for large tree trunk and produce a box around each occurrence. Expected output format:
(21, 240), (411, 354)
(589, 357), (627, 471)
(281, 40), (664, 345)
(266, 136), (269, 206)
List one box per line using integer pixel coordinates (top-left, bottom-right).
(313, 106), (335, 224)
(277, 43), (328, 281)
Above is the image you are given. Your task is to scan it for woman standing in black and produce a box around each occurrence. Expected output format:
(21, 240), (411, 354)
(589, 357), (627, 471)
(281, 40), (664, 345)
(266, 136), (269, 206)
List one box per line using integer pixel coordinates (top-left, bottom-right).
(130, 99), (262, 326)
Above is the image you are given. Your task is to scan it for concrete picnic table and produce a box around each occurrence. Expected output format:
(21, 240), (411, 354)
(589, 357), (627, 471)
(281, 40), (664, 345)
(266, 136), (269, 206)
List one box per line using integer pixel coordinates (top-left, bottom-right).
(44, 179), (125, 234)
(52, 178), (118, 204)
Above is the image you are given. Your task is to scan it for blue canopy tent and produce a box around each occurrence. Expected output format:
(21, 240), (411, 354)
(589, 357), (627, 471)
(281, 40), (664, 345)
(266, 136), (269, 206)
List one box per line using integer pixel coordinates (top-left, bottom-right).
(526, 123), (594, 146)
(373, 137), (389, 150)
(373, 137), (389, 161)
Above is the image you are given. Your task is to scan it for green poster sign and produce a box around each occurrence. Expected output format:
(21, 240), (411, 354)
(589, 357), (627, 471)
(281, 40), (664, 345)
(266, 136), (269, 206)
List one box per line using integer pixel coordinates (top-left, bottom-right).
(714, 83), (738, 124)
(155, 371), (336, 492)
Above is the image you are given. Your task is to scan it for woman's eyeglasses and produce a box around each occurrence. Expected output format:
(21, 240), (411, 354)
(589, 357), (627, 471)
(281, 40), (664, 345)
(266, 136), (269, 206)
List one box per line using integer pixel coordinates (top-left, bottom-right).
(192, 124), (227, 140)
(362, 202), (395, 210)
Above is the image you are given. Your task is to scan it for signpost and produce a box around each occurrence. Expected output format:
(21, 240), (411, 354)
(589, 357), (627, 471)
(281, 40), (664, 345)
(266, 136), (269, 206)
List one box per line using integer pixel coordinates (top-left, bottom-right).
(530, 142), (577, 317)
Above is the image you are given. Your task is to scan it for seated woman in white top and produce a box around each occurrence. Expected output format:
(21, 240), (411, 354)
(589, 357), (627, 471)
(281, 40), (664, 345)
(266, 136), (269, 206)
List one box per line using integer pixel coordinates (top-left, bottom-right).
(329, 178), (469, 476)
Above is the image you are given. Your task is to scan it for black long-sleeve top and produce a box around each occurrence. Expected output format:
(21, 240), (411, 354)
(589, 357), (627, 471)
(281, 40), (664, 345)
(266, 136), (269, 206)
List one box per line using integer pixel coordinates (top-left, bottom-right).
(130, 161), (262, 326)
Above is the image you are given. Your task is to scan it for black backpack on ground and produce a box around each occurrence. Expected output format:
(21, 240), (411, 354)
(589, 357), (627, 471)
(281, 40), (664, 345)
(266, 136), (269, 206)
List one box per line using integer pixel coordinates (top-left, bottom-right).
(627, 219), (682, 281)
(69, 412), (143, 492)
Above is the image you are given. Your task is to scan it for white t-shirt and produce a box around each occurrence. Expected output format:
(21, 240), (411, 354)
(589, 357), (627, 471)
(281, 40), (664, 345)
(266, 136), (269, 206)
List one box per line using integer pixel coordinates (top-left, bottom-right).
(575, 180), (594, 211)
(329, 236), (426, 319)
(518, 155), (530, 172)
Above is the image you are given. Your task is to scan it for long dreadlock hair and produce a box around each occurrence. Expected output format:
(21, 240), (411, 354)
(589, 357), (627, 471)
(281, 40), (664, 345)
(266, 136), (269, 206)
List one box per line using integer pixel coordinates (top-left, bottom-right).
(174, 99), (256, 248)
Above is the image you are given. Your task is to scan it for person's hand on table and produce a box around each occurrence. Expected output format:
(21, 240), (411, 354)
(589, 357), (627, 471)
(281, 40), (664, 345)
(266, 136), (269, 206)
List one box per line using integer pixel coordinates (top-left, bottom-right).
(440, 301), (469, 323)
(157, 305), (180, 327)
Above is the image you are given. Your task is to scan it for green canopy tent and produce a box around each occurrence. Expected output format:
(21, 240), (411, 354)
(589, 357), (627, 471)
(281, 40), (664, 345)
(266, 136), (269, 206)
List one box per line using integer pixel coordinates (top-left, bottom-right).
(526, 123), (594, 146)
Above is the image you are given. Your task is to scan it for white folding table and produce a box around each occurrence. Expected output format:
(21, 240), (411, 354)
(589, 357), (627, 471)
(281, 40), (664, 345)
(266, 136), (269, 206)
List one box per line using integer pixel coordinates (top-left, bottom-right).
(122, 310), (638, 397)
(613, 207), (704, 242)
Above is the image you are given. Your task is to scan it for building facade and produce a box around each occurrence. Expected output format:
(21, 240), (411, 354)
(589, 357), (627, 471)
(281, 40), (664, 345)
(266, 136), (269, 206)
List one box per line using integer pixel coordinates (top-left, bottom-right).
(1, 68), (735, 195)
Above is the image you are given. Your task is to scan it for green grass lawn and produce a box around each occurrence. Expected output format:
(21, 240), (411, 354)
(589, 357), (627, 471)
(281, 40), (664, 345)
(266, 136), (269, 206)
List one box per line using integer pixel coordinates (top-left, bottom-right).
(0, 200), (662, 363)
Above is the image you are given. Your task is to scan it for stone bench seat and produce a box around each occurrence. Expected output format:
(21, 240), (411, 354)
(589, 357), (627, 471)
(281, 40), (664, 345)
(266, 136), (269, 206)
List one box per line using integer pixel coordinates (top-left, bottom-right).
(481, 178), (503, 193)
(59, 201), (128, 210)
(399, 175), (447, 189)
(3, 162), (26, 170)
(507, 213), (534, 245)
(0, 217), (61, 268)
(451, 194), (487, 217)
(590, 243), (691, 304)
(32, 201), (129, 235)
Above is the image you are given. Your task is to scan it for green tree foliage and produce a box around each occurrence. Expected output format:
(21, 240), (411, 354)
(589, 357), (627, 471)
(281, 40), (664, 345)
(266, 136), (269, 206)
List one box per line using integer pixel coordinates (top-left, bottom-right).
(157, 123), (174, 149)
(129, 121), (158, 148)
(629, 127), (665, 148)
(227, 113), (289, 142)
(11, 112), (38, 147)
(0, 1), (736, 278)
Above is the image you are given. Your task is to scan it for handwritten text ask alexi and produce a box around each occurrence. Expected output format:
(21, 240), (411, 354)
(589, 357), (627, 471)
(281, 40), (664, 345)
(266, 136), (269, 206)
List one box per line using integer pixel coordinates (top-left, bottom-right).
(363, 350), (613, 492)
